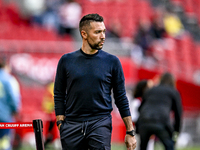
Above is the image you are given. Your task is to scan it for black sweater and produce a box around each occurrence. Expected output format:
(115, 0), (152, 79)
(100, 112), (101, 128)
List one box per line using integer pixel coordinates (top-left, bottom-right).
(54, 49), (131, 121)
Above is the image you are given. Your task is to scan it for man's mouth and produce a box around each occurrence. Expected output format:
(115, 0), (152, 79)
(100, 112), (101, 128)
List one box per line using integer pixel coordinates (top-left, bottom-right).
(100, 41), (105, 45)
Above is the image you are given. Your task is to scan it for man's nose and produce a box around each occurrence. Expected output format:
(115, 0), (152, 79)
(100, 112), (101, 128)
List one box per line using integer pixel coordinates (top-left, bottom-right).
(101, 32), (105, 39)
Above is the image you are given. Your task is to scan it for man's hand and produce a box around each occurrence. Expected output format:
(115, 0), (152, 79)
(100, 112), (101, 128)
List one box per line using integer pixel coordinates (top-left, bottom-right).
(122, 116), (137, 149)
(56, 115), (65, 130)
(125, 134), (137, 150)
(58, 123), (62, 130)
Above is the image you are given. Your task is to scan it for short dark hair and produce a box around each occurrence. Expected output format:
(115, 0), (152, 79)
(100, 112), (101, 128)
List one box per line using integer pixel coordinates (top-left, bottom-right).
(79, 13), (104, 33)
(133, 80), (148, 98)
(160, 72), (175, 88)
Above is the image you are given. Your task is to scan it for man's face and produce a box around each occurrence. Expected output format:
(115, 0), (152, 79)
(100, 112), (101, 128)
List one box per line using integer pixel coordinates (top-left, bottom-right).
(86, 21), (106, 50)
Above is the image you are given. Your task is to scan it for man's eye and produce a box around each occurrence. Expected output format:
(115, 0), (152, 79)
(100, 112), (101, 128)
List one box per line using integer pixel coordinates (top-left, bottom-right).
(95, 31), (101, 34)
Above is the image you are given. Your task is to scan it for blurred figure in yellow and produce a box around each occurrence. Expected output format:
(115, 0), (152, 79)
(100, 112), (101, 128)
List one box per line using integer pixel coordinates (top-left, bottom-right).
(163, 8), (184, 38)
(42, 81), (58, 148)
(42, 82), (55, 114)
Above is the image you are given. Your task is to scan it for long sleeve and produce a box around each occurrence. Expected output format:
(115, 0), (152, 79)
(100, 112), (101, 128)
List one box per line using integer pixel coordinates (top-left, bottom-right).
(112, 58), (131, 118)
(172, 90), (182, 132)
(54, 56), (67, 116)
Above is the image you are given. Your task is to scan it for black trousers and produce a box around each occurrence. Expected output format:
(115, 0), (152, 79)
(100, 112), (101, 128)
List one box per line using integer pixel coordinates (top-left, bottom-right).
(138, 123), (174, 150)
(60, 115), (112, 150)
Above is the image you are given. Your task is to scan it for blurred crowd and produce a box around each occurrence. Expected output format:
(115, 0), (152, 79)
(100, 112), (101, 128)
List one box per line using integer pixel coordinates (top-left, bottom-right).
(131, 5), (184, 68)
(15, 0), (82, 40)
(3, 0), (186, 61)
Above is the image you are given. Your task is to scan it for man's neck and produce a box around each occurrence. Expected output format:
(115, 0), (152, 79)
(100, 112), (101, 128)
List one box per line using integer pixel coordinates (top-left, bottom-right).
(81, 46), (98, 55)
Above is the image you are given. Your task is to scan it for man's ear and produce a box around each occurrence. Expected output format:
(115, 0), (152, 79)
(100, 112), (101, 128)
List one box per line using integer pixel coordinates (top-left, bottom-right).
(81, 30), (87, 39)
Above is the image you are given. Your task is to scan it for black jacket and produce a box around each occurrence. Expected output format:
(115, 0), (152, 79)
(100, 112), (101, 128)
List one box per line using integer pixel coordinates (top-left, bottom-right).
(137, 85), (182, 134)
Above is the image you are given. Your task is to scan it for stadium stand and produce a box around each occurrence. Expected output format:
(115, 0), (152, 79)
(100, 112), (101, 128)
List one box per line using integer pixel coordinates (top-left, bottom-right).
(0, 0), (200, 105)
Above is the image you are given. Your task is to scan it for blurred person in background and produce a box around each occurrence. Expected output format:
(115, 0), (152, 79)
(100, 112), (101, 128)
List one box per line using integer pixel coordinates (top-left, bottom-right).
(133, 19), (153, 59)
(131, 75), (160, 125)
(150, 17), (166, 40)
(57, 0), (82, 40)
(0, 55), (21, 150)
(131, 79), (155, 125)
(132, 19), (158, 68)
(130, 79), (155, 150)
(20, 0), (61, 31)
(148, 7), (168, 63)
(22, 0), (46, 25)
(163, 7), (184, 39)
(42, 81), (59, 149)
(42, 0), (61, 32)
(136, 72), (182, 150)
(54, 13), (137, 150)
(150, 6), (167, 41)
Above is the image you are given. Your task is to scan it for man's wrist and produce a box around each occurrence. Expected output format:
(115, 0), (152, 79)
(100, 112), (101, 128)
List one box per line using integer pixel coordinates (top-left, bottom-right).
(56, 120), (63, 126)
(126, 130), (136, 136)
(56, 115), (65, 121)
(56, 115), (65, 127)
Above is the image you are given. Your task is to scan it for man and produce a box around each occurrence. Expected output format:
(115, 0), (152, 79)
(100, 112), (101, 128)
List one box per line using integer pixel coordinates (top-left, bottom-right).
(54, 13), (137, 150)
(137, 72), (182, 150)
(0, 55), (21, 150)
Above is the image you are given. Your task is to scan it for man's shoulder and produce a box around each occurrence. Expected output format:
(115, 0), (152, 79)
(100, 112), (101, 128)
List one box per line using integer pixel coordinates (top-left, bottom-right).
(100, 50), (118, 60)
(61, 50), (80, 59)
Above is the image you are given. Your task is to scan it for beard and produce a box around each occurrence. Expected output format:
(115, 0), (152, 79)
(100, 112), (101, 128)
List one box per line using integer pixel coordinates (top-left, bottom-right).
(88, 40), (104, 50)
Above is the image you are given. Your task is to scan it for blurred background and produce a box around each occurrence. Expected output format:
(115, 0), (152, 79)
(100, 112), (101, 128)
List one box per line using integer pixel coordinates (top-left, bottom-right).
(0, 0), (200, 149)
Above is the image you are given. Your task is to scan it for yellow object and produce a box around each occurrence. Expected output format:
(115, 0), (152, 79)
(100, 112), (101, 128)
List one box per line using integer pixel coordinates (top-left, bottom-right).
(0, 135), (10, 149)
(42, 82), (55, 114)
(164, 14), (183, 37)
